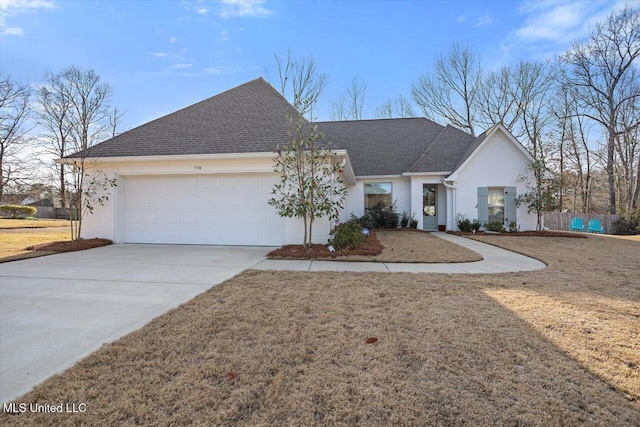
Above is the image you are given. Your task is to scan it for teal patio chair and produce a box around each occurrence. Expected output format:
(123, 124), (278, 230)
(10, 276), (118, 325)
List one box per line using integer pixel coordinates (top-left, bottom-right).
(588, 218), (604, 234)
(570, 217), (585, 232)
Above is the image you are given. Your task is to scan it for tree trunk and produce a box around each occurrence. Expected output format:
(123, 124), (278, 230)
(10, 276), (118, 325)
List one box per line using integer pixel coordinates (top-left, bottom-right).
(59, 164), (66, 208)
(633, 155), (640, 210)
(607, 127), (617, 214)
(302, 215), (308, 249)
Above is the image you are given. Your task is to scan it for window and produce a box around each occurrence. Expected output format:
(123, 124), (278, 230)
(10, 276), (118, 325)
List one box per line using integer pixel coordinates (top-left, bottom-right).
(364, 182), (392, 209)
(488, 187), (505, 224)
(478, 186), (517, 225)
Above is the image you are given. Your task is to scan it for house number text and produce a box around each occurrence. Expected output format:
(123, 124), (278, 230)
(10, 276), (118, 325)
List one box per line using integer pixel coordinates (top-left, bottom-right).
(194, 166), (202, 170)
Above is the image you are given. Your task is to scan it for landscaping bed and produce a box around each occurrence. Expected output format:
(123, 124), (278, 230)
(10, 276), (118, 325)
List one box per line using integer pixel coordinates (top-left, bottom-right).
(26, 238), (112, 253)
(268, 229), (483, 263)
(268, 229), (383, 259)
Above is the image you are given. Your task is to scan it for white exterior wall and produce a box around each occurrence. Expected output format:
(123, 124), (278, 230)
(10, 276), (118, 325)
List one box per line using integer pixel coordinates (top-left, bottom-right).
(344, 176), (411, 220)
(452, 131), (537, 231)
(81, 156), (334, 245)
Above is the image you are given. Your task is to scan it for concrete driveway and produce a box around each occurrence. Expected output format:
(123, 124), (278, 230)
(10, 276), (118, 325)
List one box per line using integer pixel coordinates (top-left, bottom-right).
(0, 244), (271, 403)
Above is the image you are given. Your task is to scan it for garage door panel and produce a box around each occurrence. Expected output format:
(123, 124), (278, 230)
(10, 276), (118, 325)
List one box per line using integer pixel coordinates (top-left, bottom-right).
(121, 174), (284, 245)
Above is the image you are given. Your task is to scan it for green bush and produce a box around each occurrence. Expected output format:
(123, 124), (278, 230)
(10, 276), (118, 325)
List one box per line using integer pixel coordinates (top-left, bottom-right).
(400, 211), (409, 228)
(612, 211), (640, 235)
(408, 214), (418, 229)
(330, 220), (366, 250)
(471, 219), (481, 232)
(359, 201), (398, 229)
(0, 205), (37, 219)
(456, 214), (473, 232)
(486, 221), (506, 232)
(507, 221), (518, 233)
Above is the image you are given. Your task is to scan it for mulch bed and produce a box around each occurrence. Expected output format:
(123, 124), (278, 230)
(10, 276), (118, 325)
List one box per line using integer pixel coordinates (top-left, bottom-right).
(26, 238), (113, 253)
(268, 230), (383, 259)
(448, 230), (588, 238)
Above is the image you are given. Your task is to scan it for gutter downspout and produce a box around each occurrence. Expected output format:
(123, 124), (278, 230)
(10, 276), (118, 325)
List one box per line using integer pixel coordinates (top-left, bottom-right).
(442, 180), (456, 231)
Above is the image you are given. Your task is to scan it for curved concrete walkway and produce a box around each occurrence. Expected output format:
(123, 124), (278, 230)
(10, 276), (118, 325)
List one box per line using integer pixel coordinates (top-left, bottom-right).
(252, 232), (546, 274)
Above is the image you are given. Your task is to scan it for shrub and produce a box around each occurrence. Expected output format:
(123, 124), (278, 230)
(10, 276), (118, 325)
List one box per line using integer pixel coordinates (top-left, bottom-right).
(471, 219), (481, 232)
(330, 219), (366, 250)
(486, 221), (505, 232)
(408, 214), (418, 229)
(0, 205), (37, 219)
(507, 221), (518, 233)
(359, 201), (398, 229)
(400, 211), (409, 228)
(612, 211), (640, 235)
(456, 214), (473, 232)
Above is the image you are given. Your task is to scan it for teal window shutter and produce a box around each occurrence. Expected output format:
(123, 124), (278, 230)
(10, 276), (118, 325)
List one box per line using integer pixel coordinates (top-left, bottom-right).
(505, 186), (517, 224)
(477, 187), (488, 224)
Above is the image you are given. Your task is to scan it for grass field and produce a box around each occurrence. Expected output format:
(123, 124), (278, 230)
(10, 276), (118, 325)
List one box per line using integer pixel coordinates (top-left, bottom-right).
(0, 223), (70, 261)
(0, 219), (70, 229)
(1, 234), (638, 425)
(342, 230), (483, 262)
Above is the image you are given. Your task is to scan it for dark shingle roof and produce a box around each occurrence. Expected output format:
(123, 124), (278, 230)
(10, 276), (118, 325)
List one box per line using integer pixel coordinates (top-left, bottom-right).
(452, 127), (491, 171)
(316, 118), (445, 176)
(71, 77), (301, 158)
(406, 125), (475, 173)
(74, 78), (492, 177)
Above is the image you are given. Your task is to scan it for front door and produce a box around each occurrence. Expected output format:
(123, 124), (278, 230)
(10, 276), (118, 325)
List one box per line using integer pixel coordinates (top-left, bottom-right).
(423, 184), (438, 230)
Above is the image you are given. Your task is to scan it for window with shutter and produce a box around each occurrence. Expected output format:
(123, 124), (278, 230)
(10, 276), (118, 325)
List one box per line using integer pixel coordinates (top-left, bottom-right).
(477, 187), (488, 224)
(505, 186), (517, 224)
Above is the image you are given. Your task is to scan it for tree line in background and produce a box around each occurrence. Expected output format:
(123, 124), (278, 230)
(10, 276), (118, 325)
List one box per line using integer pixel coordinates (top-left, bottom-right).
(0, 65), (120, 238)
(266, 6), (639, 216)
(1, 6), (637, 219)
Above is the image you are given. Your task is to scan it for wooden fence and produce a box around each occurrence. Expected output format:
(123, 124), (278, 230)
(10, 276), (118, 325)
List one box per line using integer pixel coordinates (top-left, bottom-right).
(543, 212), (623, 234)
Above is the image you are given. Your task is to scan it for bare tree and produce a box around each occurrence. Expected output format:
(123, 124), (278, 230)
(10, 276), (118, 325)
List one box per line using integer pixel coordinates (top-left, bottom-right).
(553, 83), (596, 213)
(511, 60), (560, 160)
(614, 95), (640, 210)
(109, 106), (126, 138)
(46, 66), (115, 239)
(267, 49), (328, 120)
(375, 95), (415, 119)
(345, 76), (366, 120)
(329, 93), (348, 121)
(563, 6), (640, 214)
(0, 72), (32, 201)
(37, 70), (72, 207)
(330, 77), (367, 121)
(477, 65), (521, 135)
(411, 42), (482, 135)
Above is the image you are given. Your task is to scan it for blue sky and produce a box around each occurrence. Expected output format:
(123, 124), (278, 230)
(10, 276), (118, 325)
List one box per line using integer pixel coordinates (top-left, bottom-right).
(0, 0), (635, 131)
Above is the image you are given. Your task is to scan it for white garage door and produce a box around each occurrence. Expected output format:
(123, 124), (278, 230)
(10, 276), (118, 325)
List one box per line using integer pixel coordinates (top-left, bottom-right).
(121, 173), (285, 246)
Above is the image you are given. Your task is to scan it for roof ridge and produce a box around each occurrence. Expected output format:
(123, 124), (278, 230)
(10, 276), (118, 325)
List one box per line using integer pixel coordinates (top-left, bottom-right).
(406, 125), (451, 172)
(73, 77), (273, 155)
(315, 117), (437, 125)
(67, 77), (304, 159)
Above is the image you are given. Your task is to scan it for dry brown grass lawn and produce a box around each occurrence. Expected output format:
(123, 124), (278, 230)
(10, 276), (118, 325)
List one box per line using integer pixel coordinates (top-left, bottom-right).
(342, 230), (482, 262)
(1, 235), (639, 426)
(0, 228), (69, 260)
(0, 219), (70, 229)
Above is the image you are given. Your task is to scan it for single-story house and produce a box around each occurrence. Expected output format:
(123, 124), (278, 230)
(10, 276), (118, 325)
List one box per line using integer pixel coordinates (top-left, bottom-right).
(62, 77), (537, 246)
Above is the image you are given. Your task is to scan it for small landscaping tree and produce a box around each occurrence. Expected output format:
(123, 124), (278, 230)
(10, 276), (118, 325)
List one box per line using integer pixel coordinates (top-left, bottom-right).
(516, 159), (560, 231)
(68, 167), (116, 240)
(269, 115), (347, 248)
